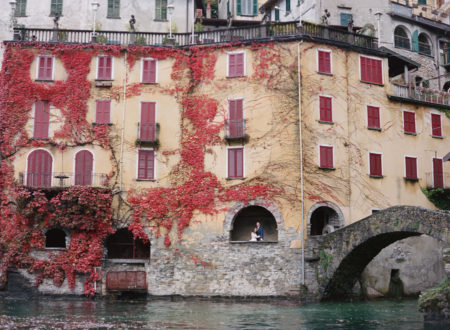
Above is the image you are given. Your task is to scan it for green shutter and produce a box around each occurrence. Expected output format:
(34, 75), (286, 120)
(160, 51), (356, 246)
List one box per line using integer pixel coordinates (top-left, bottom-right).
(275, 9), (280, 21)
(253, 0), (258, 15)
(412, 30), (419, 52)
(340, 13), (352, 26)
(286, 0), (291, 12)
(418, 0), (426, 4)
(237, 0), (242, 15)
(447, 42), (450, 64)
(227, 0), (230, 17)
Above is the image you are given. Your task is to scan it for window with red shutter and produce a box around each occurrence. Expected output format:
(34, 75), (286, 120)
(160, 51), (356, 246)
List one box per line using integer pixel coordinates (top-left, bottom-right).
(318, 50), (331, 74)
(319, 96), (332, 123)
(37, 56), (53, 80)
(367, 106), (381, 129)
(403, 111), (416, 134)
(369, 153), (382, 177)
(142, 58), (157, 83)
(137, 149), (154, 180)
(95, 100), (111, 124)
(34, 101), (50, 139)
(405, 156), (418, 180)
(228, 147), (244, 178)
(228, 52), (245, 77)
(431, 113), (442, 137)
(75, 150), (93, 186)
(319, 145), (334, 169)
(360, 56), (383, 84)
(27, 149), (52, 187)
(228, 99), (244, 138)
(140, 102), (156, 141)
(433, 158), (444, 188)
(97, 56), (113, 80)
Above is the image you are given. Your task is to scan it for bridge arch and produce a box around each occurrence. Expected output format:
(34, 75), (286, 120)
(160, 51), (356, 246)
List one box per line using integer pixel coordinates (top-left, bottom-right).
(315, 206), (449, 301)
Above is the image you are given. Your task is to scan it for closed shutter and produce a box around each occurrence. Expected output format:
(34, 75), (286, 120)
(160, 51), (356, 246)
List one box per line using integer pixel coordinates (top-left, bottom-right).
(229, 99), (243, 138)
(369, 153), (382, 176)
(140, 102), (156, 141)
(142, 59), (156, 83)
(27, 150), (52, 187)
(98, 56), (112, 80)
(431, 113), (442, 137)
(275, 8), (280, 21)
(228, 148), (243, 178)
(367, 106), (380, 129)
(403, 111), (416, 134)
(34, 101), (50, 139)
(319, 96), (332, 122)
(340, 13), (352, 26)
(360, 56), (382, 84)
(405, 157), (417, 179)
(138, 150), (154, 180)
(320, 146), (333, 168)
(228, 54), (236, 77)
(96, 100), (111, 124)
(236, 53), (244, 76)
(38, 56), (53, 80)
(75, 150), (93, 185)
(318, 51), (331, 74)
(433, 158), (444, 188)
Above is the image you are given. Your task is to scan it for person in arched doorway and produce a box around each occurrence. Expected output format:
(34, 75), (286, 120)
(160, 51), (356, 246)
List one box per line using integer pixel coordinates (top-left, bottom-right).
(249, 228), (259, 241)
(256, 222), (264, 241)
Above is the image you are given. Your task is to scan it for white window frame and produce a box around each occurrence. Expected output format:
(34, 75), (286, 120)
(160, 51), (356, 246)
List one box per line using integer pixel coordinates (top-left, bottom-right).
(318, 94), (333, 123)
(140, 57), (158, 83)
(402, 109), (416, 134)
(226, 51), (246, 78)
(96, 55), (114, 80)
(318, 144), (334, 169)
(316, 48), (333, 74)
(368, 151), (383, 177)
(25, 148), (54, 187)
(136, 148), (156, 180)
(35, 55), (55, 81)
(359, 54), (384, 85)
(95, 99), (112, 124)
(404, 155), (418, 179)
(240, 0), (254, 16)
(430, 111), (443, 137)
(366, 104), (382, 130)
(72, 149), (96, 186)
(226, 146), (245, 179)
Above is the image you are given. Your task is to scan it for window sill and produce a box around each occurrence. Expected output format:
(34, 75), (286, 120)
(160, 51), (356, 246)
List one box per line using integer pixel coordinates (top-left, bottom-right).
(32, 137), (49, 141)
(95, 81), (113, 88)
(227, 75), (246, 79)
(317, 71), (333, 76)
(404, 177), (419, 182)
(136, 178), (156, 182)
(230, 241), (278, 244)
(14, 15), (27, 17)
(44, 247), (66, 251)
(404, 131), (417, 136)
(153, 19), (168, 22)
(318, 120), (333, 125)
(368, 127), (382, 131)
(105, 259), (148, 264)
(360, 80), (384, 87)
(92, 122), (113, 126)
(49, 14), (63, 17)
(318, 166), (335, 171)
(432, 135), (443, 139)
(141, 82), (158, 85)
(369, 174), (383, 179)
(238, 14), (258, 17)
(35, 79), (54, 82)
(106, 16), (121, 19)
(226, 177), (246, 180)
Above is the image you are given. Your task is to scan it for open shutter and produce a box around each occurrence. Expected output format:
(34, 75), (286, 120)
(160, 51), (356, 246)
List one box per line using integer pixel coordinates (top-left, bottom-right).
(433, 158), (444, 188)
(140, 102), (156, 141)
(431, 114), (442, 137)
(286, 0), (291, 12)
(412, 30), (419, 52)
(253, 0), (258, 15)
(237, 0), (242, 15)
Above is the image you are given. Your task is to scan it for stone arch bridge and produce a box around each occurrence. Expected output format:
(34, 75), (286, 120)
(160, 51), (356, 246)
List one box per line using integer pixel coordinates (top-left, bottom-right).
(307, 206), (449, 301)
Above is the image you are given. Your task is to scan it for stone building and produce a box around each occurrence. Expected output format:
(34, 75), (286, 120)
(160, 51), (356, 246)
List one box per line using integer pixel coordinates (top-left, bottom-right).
(0, 19), (448, 297)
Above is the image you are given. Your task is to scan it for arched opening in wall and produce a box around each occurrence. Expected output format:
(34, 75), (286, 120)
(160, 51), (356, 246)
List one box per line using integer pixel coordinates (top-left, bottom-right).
(418, 33), (432, 55)
(106, 228), (150, 259)
(230, 206), (278, 241)
(394, 26), (410, 49)
(45, 228), (66, 248)
(443, 81), (450, 92)
(310, 207), (338, 236)
(415, 76), (429, 88)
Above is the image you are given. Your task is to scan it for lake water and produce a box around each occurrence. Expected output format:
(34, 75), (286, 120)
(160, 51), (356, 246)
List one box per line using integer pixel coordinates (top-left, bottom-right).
(0, 297), (443, 329)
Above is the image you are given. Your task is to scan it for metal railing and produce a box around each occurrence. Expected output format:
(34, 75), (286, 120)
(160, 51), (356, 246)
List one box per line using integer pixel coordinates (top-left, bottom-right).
(425, 172), (449, 189)
(391, 83), (450, 106)
(225, 119), (246, 139)
(19, 172), (109, 188)
(12, 21), (378, 49)
(138, 122), (159, 142)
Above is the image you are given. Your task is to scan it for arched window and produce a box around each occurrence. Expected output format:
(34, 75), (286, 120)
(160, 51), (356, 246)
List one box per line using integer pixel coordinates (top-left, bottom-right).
(45, 228), (66, 248)
(27, 149), (52, 187)
(418, 33), (432, 55)
(230, 206), (278, 241)
(394, 27), (410, 49)
(310, 206), (340, 236)
(106, 229), (150, 259)
(443, 81), (450, 92)
(75, 150), (93, 186)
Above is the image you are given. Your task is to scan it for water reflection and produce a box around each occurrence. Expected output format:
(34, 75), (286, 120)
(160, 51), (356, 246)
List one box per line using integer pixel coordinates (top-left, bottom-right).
(0, 297), (428, 329)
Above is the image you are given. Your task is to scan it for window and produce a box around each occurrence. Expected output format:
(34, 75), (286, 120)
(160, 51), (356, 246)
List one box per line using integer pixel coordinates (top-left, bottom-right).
(45, 229), (66, 248)
(418, 33), (432, 55)
(228, 147), (244, 179)
(137, 149), (155, 180)
(50, 0), (63, 16)
(367, 106), (380, 129)
(433, 158), (444, 188)
(403, 110), (416, 134)
(431, 113), (442, 137)
(394, 26), (410, 49)
(360, 56), (383, 84)
(142, 58), (157, 83)
(405, 156), (418, 180)
(319, 96), (332, 123)
(37, 55), (53, 81)
(319, 145), (334, 169)
(340, 13), (353, 26)
(140, 102), (156, 141)
(227, 99), (245, 138)
(439, 41), (450, 66)
(228, 52), (245, 77)
(106, 229), (150, 259)
(155, 0), (167, 20)
(95, 100), (111, 124)
(75, 150), (93, 186)
(237, 0), (257, 16)
(369, 152), (382, 177)
(27, 149), (52, 187)
(418, 0), (427, 4)
(107, 0), (120, 18)
(15, 0), (26, 17)
(286, 0), (291, 12)
(274, 8), (280, 20)
(317, 50), (331, 74)
(97, 56), (113, 80)
(34, 101), (50, 139)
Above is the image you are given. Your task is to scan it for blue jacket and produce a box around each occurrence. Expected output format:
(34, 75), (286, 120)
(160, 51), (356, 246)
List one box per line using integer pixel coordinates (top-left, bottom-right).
(256, 226), (264, 241)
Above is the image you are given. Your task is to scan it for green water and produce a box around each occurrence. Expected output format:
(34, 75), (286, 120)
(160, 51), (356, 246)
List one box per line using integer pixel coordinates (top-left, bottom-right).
(0, 297), (442, 329)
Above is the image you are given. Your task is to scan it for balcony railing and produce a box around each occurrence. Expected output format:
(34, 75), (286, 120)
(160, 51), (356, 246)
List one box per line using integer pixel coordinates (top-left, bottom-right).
(137, 122), (159, 145)
(225, 119), (246, 139)
(19, 172), (109, 188)
(425, 172), (449, 189)
(11, 21), (378, 49)
(390, 83), (450, 107)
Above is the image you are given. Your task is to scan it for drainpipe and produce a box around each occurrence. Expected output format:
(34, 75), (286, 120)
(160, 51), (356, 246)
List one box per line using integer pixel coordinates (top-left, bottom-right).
(119, 52), (128, 193)
(297, 41), (305, 285)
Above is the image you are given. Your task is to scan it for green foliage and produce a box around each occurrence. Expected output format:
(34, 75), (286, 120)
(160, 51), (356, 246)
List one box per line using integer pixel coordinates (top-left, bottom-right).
(194, 22), (204, 33)
(419, 277), (449, 314)
(320, 250), (333, 271)
(422, 188), (450, 210)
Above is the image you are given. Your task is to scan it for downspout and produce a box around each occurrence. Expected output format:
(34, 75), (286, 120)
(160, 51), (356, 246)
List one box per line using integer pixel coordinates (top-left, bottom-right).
(297, 41), (305, 285)
(119, 51), (128, 192)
